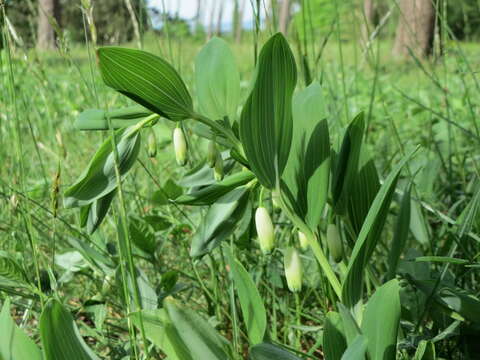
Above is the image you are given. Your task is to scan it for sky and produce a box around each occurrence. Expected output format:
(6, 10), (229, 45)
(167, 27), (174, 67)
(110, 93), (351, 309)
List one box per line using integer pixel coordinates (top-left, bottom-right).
(148, 0), (261, 29)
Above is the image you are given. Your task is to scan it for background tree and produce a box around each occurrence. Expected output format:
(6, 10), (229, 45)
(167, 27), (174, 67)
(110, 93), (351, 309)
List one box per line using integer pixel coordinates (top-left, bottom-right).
(37, 0), (61, 50)
(361, 0), (378, 44)
(278, 0), (291, 35)
(393, 0), (435, 57)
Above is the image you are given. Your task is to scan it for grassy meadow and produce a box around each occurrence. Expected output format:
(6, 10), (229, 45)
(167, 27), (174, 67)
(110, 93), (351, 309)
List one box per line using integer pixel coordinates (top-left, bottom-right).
(2, 9), (480, 360)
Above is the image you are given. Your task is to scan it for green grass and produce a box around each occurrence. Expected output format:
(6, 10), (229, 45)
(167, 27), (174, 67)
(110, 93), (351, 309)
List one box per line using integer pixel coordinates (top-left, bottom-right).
(2, 22), (480, 360)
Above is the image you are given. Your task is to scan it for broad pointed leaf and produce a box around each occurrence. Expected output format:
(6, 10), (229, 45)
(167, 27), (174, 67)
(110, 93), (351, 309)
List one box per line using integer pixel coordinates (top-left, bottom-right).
(195, 37), (240, 121)
(249, 342), (302, 360)
(323, 311), (347, 360)
(190, 186), (250, 257)
(75, 105), (152, 130)
(283, 82), (330, 230)
(226, 246), (267, 345)
(97, 47), (193, 121)
(0, 299), (42, 360)
(240, 33), (297, 189)
(164, 299), (234, 359)
(39, 299), (100, 360)
(175, 171), (255, 206)
(342, 149), (416, 307)
(64, 126), (141, 208)
(361, 280), (401, 360)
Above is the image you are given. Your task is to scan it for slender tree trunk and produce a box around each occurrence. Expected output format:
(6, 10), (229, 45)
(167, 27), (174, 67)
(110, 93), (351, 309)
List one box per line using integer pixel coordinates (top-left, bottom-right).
(234, 0), (246, 43)
(361, 0), (376, 44)
(216, 0), (224, 36)
(194, 0), (202, 36)
(207, 0), (216, 39)
(393, 0), (436, 57)
(278, 0), (291, 35)
(37, 0), (61, 50)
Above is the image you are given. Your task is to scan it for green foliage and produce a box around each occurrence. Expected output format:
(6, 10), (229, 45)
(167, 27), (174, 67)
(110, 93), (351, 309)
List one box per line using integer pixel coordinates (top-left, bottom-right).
(0, 299), (42, 360)
(240, 33), (297, 189)
(39, 299), (100, 360)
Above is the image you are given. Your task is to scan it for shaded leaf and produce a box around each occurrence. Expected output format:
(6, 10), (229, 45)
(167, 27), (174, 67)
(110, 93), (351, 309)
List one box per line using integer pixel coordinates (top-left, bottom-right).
(190, 186), (250, 257)
(323, 311), (347, 360)
(283, 82), (330, 230)
(387, 184), (412, 280)
(226, 246), (266, 345)
(249, 342), (302, 360)
(175, 171), (255, 206)
(342, 149), (416, 307)
(80, 189), (116, 234)
(39, 299), (100, 360)
(64, 126), (141, 208)
(240, 33), (297, 189)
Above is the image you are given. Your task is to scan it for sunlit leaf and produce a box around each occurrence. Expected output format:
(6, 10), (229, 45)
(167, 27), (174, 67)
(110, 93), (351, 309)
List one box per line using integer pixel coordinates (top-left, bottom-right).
(98, 47), (193, 120)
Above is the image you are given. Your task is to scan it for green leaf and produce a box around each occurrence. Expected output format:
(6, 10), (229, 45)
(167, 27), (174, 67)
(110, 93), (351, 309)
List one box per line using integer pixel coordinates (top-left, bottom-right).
(414, 256), (469, 265)
(342, 148), (416, 307)
(97, 47), (193, 121)
(164, 298), (234, 359)
(74, 105), (152, 130)
(323, 312), (347, 360)
(129, 215), (157, 254)
(226, 246), (266, 345)
(130, 309), (191, 360)
(195, 37), (240, 121)
(338, 304), (362, 346)
(64, 126), (141, 208)
(387, 184), (411, 280)
(332, 113), (365, 215)
(414, 340), (435, 360)
(249, 342), (302, 360)
(361, 280), (401, 360)
(410, 200), (429, 245)
(341, 335), (368, 360)
(80, 189), (116, 234)
(345, 156), (380, 236)
(190, 186), (250, 257)
(283, 82), (330, 230)
(39, 299), (100, 360)
(0, 253), (29, 289)
(175, 171), (255, 206)
(0, 298), (42, 360)
(240, 33), (297, 189)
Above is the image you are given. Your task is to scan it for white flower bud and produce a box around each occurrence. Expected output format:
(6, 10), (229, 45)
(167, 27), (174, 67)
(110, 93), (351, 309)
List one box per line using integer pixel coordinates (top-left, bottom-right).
(207, 140), (218, 168)
(255, 207), (275, 254)
(298, 231), (309, 251)
(214, 153), (224, 181)
(284, 247), (302, 293)
(173, 127), (188, 166)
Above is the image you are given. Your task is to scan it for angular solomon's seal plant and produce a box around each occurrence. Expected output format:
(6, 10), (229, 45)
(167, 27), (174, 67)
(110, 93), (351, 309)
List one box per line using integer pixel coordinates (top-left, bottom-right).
(65, 33), (418, 357)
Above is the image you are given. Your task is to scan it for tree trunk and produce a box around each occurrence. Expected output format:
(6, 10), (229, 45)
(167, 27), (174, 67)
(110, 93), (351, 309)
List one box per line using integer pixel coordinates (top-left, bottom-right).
(37, 0), (61, 50)
(278, 0), (291, 35)
(393, 0), (435, 57)
(194, 0), (202, 36)
(361, 0), (376, 45)
(207, 0), (216, 39)
(234, 0), (246, 43)
(216, 0), (224, 36)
